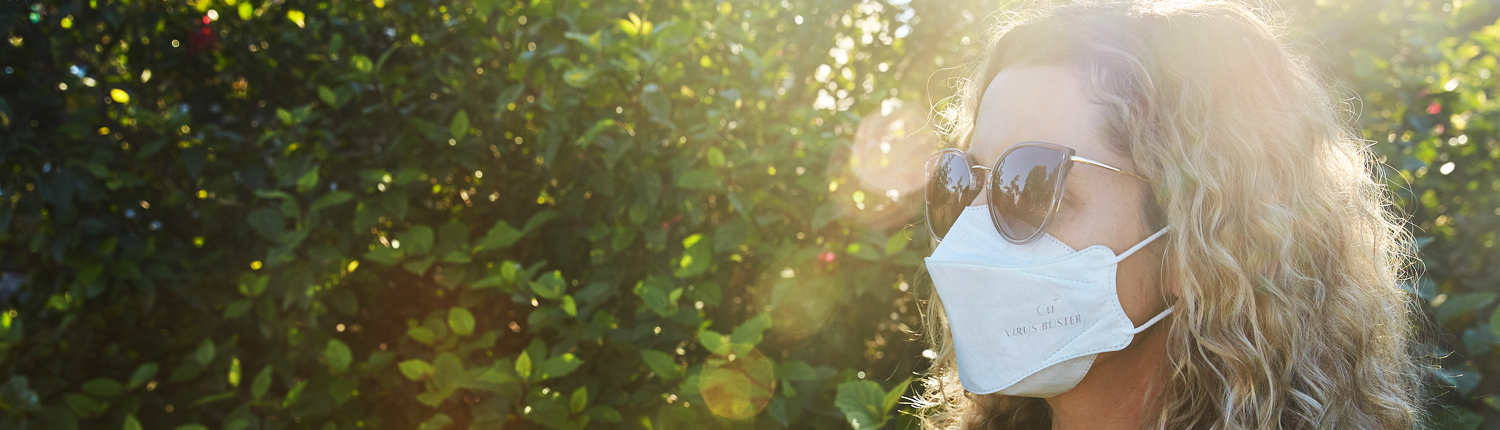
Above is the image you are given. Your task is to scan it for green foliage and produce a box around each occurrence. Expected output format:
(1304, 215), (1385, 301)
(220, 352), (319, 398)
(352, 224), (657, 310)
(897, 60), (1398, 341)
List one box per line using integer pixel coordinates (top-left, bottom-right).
(5, 0), (1500, 426)
(835, 377), (910, 430)
(1294, 0), (1500, 424)
(0, 0), (957, 427)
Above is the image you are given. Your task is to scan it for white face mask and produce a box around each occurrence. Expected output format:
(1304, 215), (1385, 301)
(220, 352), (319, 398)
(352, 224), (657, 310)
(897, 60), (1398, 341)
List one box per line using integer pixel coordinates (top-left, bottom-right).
(923, 205), (1174, 398)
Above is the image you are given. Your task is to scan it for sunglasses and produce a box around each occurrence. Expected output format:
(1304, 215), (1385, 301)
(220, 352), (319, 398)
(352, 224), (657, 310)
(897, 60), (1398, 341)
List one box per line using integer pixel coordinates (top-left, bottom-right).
(924, 142), (1148, 244)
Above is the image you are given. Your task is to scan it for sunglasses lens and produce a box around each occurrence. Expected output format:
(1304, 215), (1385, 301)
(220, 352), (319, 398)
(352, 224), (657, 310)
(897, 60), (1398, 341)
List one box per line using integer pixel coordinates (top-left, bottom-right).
(925, 152), (980, 239)
(989, 146), (1068, 242)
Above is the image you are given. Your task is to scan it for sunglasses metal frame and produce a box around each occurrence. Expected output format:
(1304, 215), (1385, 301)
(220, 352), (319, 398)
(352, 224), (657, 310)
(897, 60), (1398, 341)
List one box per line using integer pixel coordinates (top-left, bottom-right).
(924, 142), (1148, 244)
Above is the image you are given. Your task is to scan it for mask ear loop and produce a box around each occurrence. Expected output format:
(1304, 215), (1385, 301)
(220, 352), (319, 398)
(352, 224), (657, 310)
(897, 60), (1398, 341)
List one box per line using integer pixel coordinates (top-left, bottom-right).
(1108, 226), (1176, 335)
(1109, 226), (1172, 265)
(1120, 305), (1175, 335)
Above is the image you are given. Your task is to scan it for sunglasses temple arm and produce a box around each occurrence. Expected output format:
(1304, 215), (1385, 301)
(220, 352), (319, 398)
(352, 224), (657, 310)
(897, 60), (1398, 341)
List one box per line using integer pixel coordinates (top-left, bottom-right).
(1070, 155), (1149, 182)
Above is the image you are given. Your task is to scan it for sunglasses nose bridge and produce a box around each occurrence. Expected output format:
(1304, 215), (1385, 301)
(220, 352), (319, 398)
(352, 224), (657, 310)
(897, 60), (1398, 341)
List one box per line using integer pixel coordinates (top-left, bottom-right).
(970, 165), (993, 194)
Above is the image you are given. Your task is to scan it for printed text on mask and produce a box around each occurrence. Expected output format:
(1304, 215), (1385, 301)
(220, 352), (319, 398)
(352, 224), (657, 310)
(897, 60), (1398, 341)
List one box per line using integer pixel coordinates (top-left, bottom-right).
(1003, 301), (1083, 337)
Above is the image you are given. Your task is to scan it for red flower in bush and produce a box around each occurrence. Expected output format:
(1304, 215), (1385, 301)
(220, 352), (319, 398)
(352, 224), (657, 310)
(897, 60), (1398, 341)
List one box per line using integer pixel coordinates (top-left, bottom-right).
(818, 251), (836, 263)
(187, 18), (218, 54)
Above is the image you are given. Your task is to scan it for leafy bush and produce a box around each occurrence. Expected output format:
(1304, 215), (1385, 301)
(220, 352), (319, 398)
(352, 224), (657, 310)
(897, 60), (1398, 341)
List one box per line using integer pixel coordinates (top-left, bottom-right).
(4, 0), (1500, 428)
(0, 0), (977, 428)
(1315, 0), (1500, 427)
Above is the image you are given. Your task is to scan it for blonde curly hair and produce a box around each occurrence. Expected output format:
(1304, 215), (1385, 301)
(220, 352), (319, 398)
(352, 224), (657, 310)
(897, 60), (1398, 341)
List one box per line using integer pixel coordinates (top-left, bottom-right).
(912, 0), (1426, 428)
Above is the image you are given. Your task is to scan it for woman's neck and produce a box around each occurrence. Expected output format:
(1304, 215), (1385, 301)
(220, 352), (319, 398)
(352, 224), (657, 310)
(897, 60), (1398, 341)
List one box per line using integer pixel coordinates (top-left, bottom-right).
(1045, 320), (1171, 430)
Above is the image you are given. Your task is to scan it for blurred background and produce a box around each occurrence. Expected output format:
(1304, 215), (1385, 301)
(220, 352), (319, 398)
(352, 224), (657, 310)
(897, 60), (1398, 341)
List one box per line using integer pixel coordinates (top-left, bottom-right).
(1, 0), (1499, 428)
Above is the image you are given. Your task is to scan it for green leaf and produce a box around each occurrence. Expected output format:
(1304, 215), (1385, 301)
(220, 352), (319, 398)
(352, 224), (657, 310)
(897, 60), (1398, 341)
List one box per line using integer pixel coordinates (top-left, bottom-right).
(250, 366), (273, 400)
(569, 386), (588, 413)
(419, 413), (454, 430)
(296, 168), (320, 193)
(706, 147), (726, 167)
(193, 339), (216, 366)
(127, 363), (158, 390)
(364, 246), (403, 265)
(775, 360), (819, 381)
(808, 206), (842, 233)
(310, 191), (353, 212)
(514, 351), (532, 380)
(537, 353), (583, 380)
(885, 229), (912, 256)
(175, 425), (210, 430)
(447, 307), (476, 336)
(1487, 396), (1500, 412)
(699, 328), (728, 355)
(588, 405), (624, 423)
(730, 313), (774, 346)
(469, 274), (508, 289)
(674, 235), (711, 278)
(475, 220), (523, 251)
(433, 353), (464, 392)
(473, 364), (519, 386)
(882, 376), (912, 415)
(450, 110), (470, 141)
(1437, 292), (1498, 324)
(1430, 404), (1483, 430)
(575, 119), (616, 148)
(399, 225), (435, 256)
(1433, 363), (1482, 395)
(494, 85), (524, 115)
(633, 276), (679, 317)
(318, 85), (338, 106)
(399, 360), (434, 381)
(616, 13), (641, 35)
(246, 208), (284, 240)
(522, 210), (559, 234)
(641, 84), (673, 127)
(561, 295), (577, 317)
(223, 299), (253, 319)
(562, 68), (592, 88)
(80, 378), (123, 397)
(835, 380), (888, 429)
(122, 415), (143, 430)
(325, 339), (353, 373)
(238, 273), (269, 297)
(407, 326), (437, 345)
(190, 392), (236, 407)
(640, 350), (681, 380)
(351, 54), (373, 73)
(227, 358), (241, 388)
(530, 270), (566, 300)
(404, 256), (435, 275)
(276, 108), (295, 125)
(64, 393), (105, 417)
(282, 380), (308, 408)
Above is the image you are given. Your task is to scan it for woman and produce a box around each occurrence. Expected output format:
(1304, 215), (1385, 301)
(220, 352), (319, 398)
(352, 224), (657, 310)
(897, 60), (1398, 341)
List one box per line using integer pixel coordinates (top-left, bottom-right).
(912, 0), (1424, 428)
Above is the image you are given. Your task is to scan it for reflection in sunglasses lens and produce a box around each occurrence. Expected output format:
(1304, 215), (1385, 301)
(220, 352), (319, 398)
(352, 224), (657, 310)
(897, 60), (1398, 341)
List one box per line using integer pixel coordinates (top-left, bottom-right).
(989, 146), (1065, 241)
(926, 152), (977, 239)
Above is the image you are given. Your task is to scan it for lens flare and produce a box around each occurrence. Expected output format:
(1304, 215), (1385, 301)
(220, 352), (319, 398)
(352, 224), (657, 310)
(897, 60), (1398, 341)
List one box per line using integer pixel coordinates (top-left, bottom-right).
(767, 271), (838, 342)
(698, 347), (775, 420)
(824, 105), (937, 230)
(850, 105), (934, 197)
